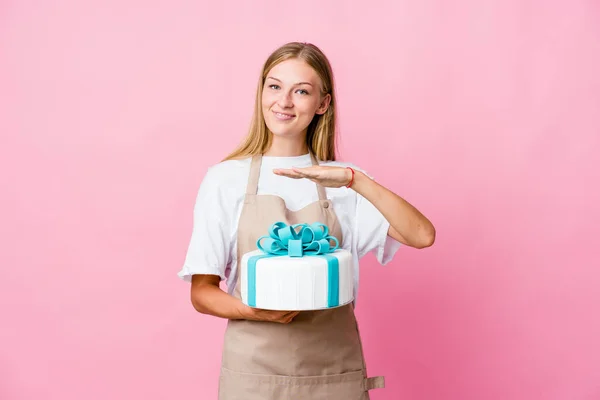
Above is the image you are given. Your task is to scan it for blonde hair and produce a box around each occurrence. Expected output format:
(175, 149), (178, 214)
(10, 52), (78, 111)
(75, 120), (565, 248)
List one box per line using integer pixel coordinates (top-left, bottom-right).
(223, 42), (338, 161)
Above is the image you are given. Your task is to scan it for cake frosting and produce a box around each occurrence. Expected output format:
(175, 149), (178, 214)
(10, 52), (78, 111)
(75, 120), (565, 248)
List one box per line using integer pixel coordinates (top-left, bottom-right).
(239, 222), (354, 311)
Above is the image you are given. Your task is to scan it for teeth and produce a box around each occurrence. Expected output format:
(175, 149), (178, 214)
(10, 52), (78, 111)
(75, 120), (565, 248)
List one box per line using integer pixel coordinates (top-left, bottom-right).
(276, 112), (293, 118)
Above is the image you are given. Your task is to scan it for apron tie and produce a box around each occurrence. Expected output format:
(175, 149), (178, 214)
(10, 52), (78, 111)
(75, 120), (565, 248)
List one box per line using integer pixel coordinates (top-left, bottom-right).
(365, 376), (385, 390)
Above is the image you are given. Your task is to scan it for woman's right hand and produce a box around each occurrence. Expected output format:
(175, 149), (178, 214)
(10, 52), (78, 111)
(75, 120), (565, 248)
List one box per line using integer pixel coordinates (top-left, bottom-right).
(239, 305), (300, 324)
(190, 274), (300, 323)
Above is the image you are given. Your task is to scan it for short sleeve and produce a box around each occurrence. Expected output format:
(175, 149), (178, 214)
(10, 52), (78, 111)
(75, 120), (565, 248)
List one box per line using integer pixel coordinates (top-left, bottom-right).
(177, 167), (232, 282)
(353, 170), (402, 265)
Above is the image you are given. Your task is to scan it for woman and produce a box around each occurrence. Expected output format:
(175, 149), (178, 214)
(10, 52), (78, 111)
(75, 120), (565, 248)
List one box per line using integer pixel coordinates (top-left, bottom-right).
(178, 42), (435, 399)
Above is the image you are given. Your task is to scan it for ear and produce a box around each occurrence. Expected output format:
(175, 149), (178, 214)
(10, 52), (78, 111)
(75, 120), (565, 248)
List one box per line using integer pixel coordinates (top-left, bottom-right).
(315, 93), (331, 115)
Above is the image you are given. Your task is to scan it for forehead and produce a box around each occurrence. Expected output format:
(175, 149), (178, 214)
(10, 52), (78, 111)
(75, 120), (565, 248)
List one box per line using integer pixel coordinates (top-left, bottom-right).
(267, 59), (320, 85)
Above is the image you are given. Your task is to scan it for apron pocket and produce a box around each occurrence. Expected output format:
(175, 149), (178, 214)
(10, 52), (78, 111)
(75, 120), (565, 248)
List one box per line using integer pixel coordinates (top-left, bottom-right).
(219, 367), (368, 400)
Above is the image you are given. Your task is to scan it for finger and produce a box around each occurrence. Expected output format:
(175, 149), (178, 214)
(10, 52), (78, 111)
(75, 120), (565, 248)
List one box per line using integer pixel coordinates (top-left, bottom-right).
(276, 173), (304, 179)
(273, 169), (304, 179)
(282, 312), (299, 323)
(279, 311), (298, 317)
(273, 168), (303, 175)
(291, 166), (320, 173)
(291, 168), (320, 179)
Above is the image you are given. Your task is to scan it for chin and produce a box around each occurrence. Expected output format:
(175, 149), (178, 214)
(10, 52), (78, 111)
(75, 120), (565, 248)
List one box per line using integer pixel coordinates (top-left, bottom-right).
(268, 126), (293, 137)
(266, 121), (305, 138)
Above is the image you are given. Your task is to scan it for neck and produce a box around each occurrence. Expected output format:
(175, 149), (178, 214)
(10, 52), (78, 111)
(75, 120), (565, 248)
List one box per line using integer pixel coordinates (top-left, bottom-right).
(263, 132), (309, 157)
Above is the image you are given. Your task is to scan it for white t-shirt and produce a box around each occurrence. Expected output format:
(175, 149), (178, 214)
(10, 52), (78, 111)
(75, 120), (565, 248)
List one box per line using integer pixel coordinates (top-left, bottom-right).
(178, 153), (401, 304)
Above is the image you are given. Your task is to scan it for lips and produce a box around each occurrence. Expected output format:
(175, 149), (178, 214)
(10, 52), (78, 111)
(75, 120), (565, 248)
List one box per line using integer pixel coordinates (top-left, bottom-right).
(273, 111), (295, 121)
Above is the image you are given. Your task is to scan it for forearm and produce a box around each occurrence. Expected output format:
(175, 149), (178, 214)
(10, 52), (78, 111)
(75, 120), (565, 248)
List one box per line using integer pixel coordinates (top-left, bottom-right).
(191, 278), (251, 320)
(190, 278), (299, 323)
(351, 170), (435, 248)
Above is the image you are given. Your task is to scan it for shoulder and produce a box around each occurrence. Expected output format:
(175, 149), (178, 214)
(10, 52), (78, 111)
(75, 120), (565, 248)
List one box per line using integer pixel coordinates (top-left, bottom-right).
(206, 157), (251, 174)
(197, 157), (252, 195)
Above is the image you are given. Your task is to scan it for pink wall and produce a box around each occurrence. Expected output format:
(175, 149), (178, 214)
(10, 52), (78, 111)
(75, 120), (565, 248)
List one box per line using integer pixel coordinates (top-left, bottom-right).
(2, 1), (599, 399)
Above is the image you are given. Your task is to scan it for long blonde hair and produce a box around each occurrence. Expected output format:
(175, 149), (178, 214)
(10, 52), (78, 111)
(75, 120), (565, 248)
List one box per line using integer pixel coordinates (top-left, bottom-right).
(223, 42), (338, 161)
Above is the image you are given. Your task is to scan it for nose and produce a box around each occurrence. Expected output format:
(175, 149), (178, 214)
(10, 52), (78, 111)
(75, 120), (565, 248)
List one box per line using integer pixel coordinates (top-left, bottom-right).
(277, 91), (293, 108)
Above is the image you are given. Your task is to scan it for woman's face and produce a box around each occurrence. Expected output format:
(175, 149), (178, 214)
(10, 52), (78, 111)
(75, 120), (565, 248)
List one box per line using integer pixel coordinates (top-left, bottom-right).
(262, 58), (330, 139)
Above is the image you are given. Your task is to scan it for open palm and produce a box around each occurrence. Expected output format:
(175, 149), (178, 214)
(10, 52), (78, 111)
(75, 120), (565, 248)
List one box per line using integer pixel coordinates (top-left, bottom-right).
(273, 165), (352, 188)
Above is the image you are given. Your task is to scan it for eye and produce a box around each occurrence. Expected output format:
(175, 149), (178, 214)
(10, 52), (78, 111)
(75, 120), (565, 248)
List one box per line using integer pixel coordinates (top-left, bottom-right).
(268, 84), (280, 90)
(296, 89), (309, 95)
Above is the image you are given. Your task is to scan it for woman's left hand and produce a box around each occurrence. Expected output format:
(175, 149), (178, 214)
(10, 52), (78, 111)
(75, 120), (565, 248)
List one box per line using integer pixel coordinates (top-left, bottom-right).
(273, 166), (353, 188)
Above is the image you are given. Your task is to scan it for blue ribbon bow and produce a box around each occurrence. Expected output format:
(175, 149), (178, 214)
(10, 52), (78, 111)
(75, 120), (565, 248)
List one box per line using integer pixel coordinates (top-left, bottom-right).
(247, 222), (341, 308)
(256, 222), (339, 257)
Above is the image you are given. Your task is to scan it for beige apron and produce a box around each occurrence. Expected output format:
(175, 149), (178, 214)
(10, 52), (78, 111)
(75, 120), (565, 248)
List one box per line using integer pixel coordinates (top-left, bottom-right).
(218, 153), (384, 400)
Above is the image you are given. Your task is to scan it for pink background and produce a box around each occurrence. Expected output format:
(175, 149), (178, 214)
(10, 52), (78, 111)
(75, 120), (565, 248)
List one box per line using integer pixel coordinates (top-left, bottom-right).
(2, 1), (599, 399)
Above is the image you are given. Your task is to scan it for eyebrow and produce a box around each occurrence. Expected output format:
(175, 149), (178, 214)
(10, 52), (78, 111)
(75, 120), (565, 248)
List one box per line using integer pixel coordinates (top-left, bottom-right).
(266, 76), (314, 86)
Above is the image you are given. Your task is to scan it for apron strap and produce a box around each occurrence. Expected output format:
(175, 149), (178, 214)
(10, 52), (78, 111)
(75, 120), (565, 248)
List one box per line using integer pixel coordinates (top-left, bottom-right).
(309, 152), (327, 202)
(246, 154), (262, 195)
(365, 376), (385, 390)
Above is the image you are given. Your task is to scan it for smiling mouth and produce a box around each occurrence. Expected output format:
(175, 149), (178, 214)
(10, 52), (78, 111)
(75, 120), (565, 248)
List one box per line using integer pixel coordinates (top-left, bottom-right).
(273, 111), (295, 120)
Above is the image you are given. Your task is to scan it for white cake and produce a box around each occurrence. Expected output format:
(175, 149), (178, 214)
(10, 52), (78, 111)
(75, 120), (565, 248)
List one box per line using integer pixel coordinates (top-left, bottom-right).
(240, 248), (354, 311)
